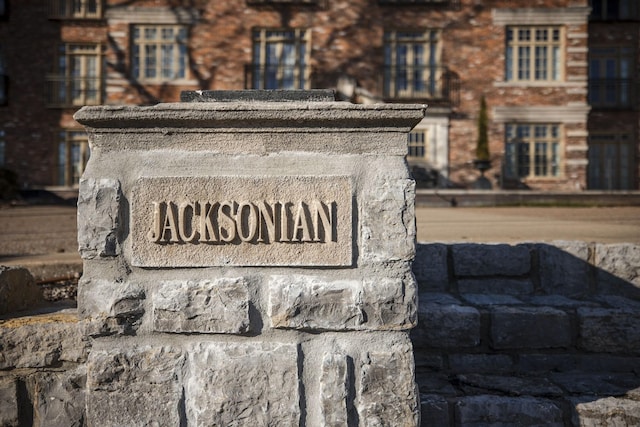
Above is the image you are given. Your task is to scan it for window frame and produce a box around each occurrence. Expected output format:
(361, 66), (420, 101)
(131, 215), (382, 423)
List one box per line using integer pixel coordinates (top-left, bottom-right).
(407, 129), (429, 161)
(49, 0), (103, 20)
(46, 43), (104, 108)
(250, 28), (311, 90)
(58, 129), (90, 187)
(383, 29), (442, 100)
(505, 26), (564, 83)
(588, 132), (635, 190)
(131, 24), (189, 83)
(588, 46), (635, 109)
(504, 123), (563, 180)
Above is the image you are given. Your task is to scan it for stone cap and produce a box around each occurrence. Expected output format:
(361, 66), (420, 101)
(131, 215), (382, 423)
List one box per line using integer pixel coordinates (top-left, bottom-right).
(181, 89), (337, 103)
(74, 102), (427, 131)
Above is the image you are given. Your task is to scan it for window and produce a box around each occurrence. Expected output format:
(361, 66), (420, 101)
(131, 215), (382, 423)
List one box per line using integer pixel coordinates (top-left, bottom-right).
(49, 0), (103, 19)
(0, 130), (5, 167)
(407, 130), (428, 160)
(46, 43), (104, 107)
(505, 26), (562, 82)
(132, 25), (188, 82)
(504, 124), (562, 179)
(58, 130), (90, 187)
(0, 46), (6, 106)
(250, 29), (310, 90)
(588, 134), (635, 190)
(590, 0), (639, 20)
(589, 47), (635, 108)
(384, 30), (442, 99)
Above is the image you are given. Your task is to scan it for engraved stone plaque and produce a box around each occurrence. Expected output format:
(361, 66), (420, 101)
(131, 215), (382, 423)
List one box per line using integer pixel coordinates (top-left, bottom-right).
(131, 176), (353, 267)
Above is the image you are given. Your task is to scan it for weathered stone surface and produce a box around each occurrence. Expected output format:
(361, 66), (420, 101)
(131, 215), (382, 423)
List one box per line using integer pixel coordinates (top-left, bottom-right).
(420, 394), (449, 427)
(571, 397), (640, 427)
(0, 309), (87, 369)
(413, 244), (449, 291)
(461, 293), (523, 305)
(358, 348), (420, 426)
(268, 275), (416, 331)
(456, 374), (564, 397)
(452, 244), (530, 277)
(449, 354), (514, 374)
(29, 366), (86, 427)
(0, 266), (44, 315)
(78, 279), (145, 336)
(361, 178), (415, 263)
(320, 352), (349, 427)
(578, 307), (640, 354)
(595, 243), (640, 297)
(455, 395), (563, 426)
(181, 89), (336, 102)
(490, 306), (571, 350)
(186, 341), (300, 426)
(153, 277), (250, 334)
(361, 276), (417, 330)
(86, 344), (185, 427)
(458, 278), (534, 296)
(131, 175), (353, 267)
(268, 275), (362, 330)
(537, 241), (591, 297)
(412, 296), (481, 348)
(0, 377), (18, 427)
(551, 373), (640, 396)
(77, 178), (121, 259)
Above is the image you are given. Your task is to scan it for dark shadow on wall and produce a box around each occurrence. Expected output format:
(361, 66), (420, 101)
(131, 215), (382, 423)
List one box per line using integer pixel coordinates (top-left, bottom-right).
(411, 242), (640, 426)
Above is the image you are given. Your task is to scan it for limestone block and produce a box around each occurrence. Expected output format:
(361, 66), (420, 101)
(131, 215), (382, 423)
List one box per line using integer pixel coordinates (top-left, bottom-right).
(268, 275), (416, 331)
(320, 352), (349, 427)
(449, 354), (514, 374)
(572, 397), (640, 427)
(412, 296), (481, 348)
(361, 178), (416, 263)
(186, 341), (300, 426)
(413, 244), (449, 291)
(29, 366), (86, 427)
(78, 278), (145, 336)
(455, 395), (563, 426)
(420, 394), (449, 427)
(578, 307), (640, 354)
(595, 243), (640, 296)
(452, 244), (531, 277)
(153, 277), (250, 334)
(458, 278), (533, 296)
(269, 275), (362, 330)
(0, 310), (87, 369)
(361, 276), (417, 330)
(456, 374), (563, 397)
(358, 348), (420, 426)
(77, 178), (121, 259)
(0, 266), (44, 315)
(490, 306), (571, 350)
(0, 377), (18, 427)
(537, 241), (590, 297)
(86, 344), (185, 427)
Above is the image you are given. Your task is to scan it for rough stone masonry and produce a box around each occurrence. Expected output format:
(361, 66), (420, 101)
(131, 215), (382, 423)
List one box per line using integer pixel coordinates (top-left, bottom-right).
(73, 90), (426, 426)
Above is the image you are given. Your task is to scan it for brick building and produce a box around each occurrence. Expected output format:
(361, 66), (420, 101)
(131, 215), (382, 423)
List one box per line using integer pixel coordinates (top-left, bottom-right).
(0, 0), (637, 191)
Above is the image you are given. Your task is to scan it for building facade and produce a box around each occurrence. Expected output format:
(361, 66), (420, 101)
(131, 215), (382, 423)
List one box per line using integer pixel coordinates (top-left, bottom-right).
(0, 0), (637, 191)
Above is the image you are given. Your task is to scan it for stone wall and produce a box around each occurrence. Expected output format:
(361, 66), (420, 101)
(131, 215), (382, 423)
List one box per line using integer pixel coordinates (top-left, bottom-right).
(1, 241), (639, 426)
(413, 241), (640, 426)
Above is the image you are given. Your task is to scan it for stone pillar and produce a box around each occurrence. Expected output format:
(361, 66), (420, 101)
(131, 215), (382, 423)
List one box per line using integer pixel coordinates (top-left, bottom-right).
(74, 90), (425, 426)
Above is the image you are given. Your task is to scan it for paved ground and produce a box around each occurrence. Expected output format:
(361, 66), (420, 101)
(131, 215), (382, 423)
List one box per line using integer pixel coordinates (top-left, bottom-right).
(1, 205), (639, 267)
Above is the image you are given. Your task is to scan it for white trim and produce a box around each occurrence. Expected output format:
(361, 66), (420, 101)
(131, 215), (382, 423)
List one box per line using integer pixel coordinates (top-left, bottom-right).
(493, 7), (591, 26)
(493, 105), (590, 123)
(106, 7), (199, 24)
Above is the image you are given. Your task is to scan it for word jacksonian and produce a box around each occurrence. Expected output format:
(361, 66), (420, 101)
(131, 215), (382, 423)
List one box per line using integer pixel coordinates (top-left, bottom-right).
(148, 200), (336, 244)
